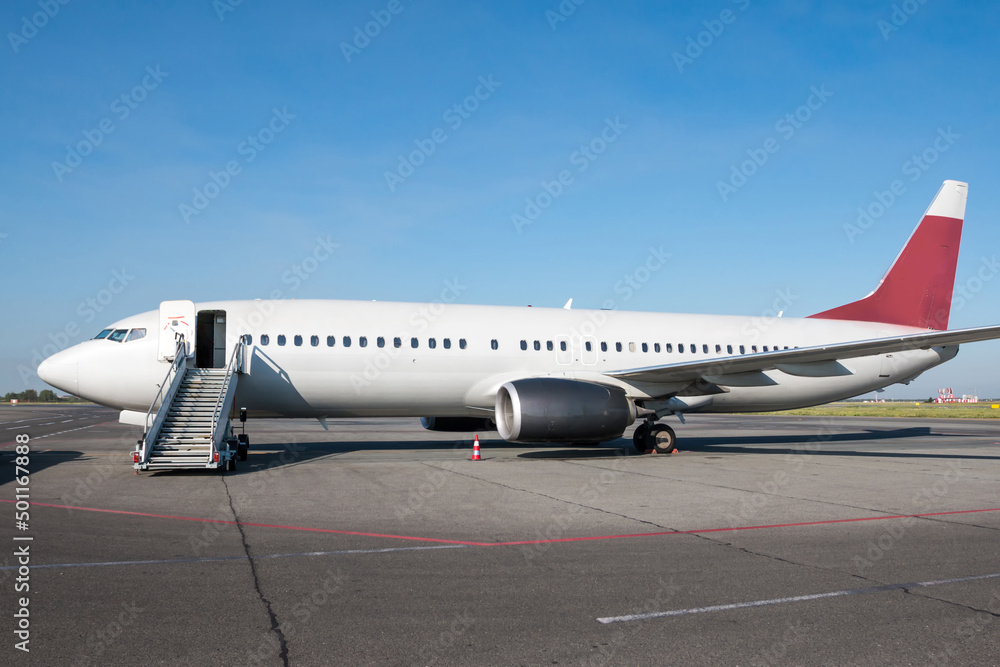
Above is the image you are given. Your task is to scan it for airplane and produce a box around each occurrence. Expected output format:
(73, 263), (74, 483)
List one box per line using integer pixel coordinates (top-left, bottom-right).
(36, 180), (1000, 467)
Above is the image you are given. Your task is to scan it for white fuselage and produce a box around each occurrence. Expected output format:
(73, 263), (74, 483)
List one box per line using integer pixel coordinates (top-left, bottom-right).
(43, 299), (954, 419)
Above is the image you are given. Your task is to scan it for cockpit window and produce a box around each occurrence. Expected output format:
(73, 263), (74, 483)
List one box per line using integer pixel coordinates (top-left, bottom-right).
(93, 329), (113, 340)
(108, 329), (129, 342)
(125, 328), (147, 342)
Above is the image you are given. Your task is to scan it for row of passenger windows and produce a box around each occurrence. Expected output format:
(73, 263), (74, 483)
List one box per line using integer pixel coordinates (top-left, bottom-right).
(255, 334), (468, 350)
(248, 333), (790, 356)
(517, 340), (792, 354)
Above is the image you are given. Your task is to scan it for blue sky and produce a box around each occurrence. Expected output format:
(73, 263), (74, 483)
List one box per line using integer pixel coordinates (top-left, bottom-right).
(3, 0), (1000, 399)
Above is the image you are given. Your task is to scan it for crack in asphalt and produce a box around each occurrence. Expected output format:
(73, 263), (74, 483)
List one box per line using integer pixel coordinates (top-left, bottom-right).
(222, 474), (289, 667)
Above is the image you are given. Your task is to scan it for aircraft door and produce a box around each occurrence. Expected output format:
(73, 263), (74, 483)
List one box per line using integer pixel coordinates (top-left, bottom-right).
(195, 310), (227, 369)
(158, 300), (195, 361)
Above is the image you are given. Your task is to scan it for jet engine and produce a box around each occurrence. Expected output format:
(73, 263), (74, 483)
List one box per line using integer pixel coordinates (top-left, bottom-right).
(494, 378), (636, 443)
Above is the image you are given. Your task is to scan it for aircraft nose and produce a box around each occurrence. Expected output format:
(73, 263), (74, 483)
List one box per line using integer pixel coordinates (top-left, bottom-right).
(37, 346), (80, 396)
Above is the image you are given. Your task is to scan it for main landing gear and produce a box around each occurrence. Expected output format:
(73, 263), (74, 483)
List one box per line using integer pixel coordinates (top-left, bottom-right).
(632, 420), (677, 454)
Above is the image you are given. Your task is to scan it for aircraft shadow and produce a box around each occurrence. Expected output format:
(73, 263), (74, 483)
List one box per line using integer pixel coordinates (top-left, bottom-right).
(0, 451), (85, 485)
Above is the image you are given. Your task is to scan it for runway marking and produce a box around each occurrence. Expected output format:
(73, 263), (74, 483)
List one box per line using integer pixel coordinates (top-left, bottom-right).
(597, 571), (1000, 623)
(0, 420), (115, 447)
(2, 500), (998, 548)
(0, 544), (465, 572)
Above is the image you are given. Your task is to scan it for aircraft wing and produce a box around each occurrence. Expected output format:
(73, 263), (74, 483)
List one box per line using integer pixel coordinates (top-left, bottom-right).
(605, 324), (1000, 384)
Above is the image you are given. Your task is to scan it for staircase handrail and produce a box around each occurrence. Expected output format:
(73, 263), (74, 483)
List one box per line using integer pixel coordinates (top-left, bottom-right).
(140, 336), (187, 463)
(210, 335), (247, 449)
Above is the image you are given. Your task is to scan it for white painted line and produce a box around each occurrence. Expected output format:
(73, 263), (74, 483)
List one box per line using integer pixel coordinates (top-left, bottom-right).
(60, 419), (74, 423)
(39, 422), (55, 426)
(27, 422), (106, 441)
(0, 544), (466, 571)
(597, 571), (1000, 624)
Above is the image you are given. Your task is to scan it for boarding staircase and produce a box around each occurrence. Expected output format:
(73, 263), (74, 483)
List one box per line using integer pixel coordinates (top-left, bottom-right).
(134, 336), (247, 472)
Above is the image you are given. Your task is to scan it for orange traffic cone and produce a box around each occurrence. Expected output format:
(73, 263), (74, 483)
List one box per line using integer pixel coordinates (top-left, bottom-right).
(471, 435), (481, 461)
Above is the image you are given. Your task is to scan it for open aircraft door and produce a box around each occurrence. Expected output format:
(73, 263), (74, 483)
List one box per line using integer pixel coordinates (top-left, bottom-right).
(158, 300), (195, 361)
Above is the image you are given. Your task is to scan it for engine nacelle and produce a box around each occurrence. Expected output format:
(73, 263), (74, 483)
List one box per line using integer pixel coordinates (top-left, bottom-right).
(494, 378), (636, 443)
(420, 417), (496, 432)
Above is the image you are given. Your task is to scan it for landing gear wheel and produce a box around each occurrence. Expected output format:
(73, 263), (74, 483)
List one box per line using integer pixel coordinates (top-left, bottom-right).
(632, 424), (650, 454)
(650, 424), (677, 454)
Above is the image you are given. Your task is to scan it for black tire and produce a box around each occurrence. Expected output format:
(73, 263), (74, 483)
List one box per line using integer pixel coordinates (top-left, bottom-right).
(632, 424), (649, 454)
(650, 424), (677, 454)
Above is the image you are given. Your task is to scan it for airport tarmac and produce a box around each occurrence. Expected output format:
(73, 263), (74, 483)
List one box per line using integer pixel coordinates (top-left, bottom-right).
(1, 405), (999, 665)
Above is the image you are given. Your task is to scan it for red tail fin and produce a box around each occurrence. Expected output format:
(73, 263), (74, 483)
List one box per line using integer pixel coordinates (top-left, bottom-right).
(809, 180), (967, 331)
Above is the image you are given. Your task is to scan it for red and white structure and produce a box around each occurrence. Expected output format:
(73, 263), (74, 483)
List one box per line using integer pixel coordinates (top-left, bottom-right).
(935, 388), (979, 403)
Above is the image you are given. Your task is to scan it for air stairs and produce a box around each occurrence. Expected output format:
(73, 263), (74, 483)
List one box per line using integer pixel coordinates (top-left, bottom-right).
(134, 336), (247, 472)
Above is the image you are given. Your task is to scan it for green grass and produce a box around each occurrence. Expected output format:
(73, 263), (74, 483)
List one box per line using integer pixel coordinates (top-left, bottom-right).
(751, 402), (1000, 419)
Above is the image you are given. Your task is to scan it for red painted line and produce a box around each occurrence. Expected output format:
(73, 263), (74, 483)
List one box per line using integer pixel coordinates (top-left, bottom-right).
(3, 500), (998, 548)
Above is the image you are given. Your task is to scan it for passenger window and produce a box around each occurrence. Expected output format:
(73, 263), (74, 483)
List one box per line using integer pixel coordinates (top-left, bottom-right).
(459, 339), (467, 349)
(294, 335), (303, 346)
(245, 335), (253, 346)
(727, 344), (733, 354)
(628, 342), (636, 352)
(326, 335), (335, 347)
(411, 337), (418, 348)
(126, 328), (147, 342)
(428, 338), (436, 349)
(394, 337), (402, 348)
(763, 345), (769, 352)
(310, 335), (319, 347)
(491, 339), (498, 350)
(615, 342), (622, 352)
(752, 345), (758, 353)
(690, 343), (696, 353)
(343, 336), (351, 347)
(601, 342), (608, 352)
(359, 336), (368, 348)
(277, 335), (286, 346)
(377, 337), (385, 348)
(93, 329), (113, 340)
(678, 344), (684, 353)
(703, 344), (708, 354)
(641, 343), (648, 353)
(739, 345), (745, 354)
(715, 344), (721, 353)
(261, 334), (270, 346)
(666, 343), (673, 353)
(534, 340), (541, 351)
(585, 341), (592, 352)
(560, 341), (567, 352)
(109, 329), (128, 342)
(520, 340), (527, 351)
(654, 343), (660, 353)
(546, 341), (553, 351)
(443, 338), (451, 349)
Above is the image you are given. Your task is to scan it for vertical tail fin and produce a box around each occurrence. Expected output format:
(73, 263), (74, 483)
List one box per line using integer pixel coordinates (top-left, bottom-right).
(808, 180), (967, 330)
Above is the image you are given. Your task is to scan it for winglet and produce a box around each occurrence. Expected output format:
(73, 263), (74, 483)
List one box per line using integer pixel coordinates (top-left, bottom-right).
(808, 180), (967, 330)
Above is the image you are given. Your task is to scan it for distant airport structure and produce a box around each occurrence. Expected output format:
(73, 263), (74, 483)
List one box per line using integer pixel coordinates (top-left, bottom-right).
(934, 388), (979, 403)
